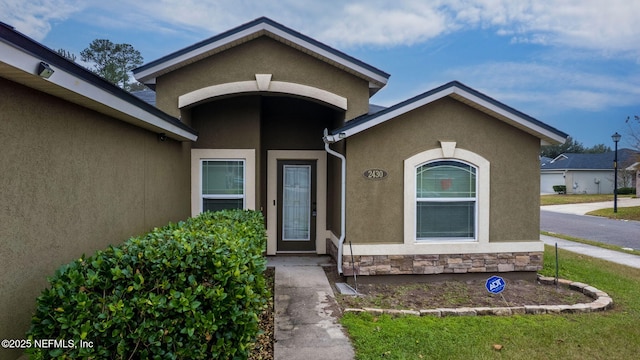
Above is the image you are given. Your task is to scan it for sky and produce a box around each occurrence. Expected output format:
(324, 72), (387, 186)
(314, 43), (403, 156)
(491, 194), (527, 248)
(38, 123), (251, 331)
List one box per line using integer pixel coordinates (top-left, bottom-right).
(1, 0), (639, 148)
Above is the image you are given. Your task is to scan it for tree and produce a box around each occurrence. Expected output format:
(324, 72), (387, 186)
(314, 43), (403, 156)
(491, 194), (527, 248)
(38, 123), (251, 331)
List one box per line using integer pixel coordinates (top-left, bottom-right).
(540, 137), (585, 158)
(626, 115), (640, 151)
(128, 82), (147, 92)
(80, 39), (143, 90)
(584, 143), (612, 154)
(56, 48), (76, 62)
(541, 137), (613, 158)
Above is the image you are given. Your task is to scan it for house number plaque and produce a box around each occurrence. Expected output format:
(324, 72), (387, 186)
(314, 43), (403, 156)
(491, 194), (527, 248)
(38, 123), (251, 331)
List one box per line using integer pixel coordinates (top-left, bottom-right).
(363, 169), (387, 180)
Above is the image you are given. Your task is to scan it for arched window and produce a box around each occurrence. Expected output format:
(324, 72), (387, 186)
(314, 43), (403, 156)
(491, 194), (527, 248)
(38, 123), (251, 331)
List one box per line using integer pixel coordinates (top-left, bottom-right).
(415, 160), (477, 240)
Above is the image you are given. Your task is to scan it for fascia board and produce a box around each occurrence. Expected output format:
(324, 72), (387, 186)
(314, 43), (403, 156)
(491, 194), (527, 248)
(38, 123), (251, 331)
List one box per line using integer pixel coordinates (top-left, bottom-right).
(335, 84), (566, 145)
(134, 25), (260, 83)
(134, 21), (389, 88)
(338, 87), (455, 138)
(263, 24), (389, 87)
(451, 86), (567, 145)
(1, 40), (197, 142)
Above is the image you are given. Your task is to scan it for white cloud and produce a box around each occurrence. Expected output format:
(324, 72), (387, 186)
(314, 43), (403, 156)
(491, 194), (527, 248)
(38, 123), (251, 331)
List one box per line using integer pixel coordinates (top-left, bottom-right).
(0, 0), (86, 40)
(3, 0), (639, 57)
(316, 2), (457, 47)
(441, 62), (640, 114)
(448, 0), (640, 56)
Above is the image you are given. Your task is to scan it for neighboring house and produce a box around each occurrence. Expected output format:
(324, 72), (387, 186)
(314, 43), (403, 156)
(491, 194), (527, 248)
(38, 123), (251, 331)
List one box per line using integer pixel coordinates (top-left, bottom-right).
(628, 162), (640, 195)
(2, 17), (568, 358)
(540, 150), (639, 194)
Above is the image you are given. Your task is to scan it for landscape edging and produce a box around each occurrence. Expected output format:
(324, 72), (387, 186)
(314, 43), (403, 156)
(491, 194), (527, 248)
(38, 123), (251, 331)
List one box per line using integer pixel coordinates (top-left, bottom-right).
(343, 274), (613, 317)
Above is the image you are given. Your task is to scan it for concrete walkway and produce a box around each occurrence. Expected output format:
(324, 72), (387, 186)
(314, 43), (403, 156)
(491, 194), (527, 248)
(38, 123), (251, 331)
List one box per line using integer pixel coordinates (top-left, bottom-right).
(262, 198), (640, 360)
(541, 234), (640, 269)
(540, 198), (640, 269)
(541, 197), (640, 215)
(267, 256), (354, 360)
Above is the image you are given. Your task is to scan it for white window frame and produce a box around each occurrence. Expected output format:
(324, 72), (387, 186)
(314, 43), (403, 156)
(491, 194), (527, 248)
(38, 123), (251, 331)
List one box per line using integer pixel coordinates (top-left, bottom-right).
(200, 159), (246, 212)
(191, 149), (255, 216)
(415, 160), (478, 241)
(404, 143), (490, 245)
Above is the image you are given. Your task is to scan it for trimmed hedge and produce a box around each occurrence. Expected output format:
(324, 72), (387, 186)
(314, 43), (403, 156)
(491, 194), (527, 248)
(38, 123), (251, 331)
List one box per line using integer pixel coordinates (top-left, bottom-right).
(552, 185), (567, 194)
(617, 187), (636, 195)
(26, 210), (268, 359)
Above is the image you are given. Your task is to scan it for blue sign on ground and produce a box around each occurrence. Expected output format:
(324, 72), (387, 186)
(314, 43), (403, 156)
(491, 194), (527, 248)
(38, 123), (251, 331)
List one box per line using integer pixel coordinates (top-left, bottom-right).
(485, 276), (506, 294)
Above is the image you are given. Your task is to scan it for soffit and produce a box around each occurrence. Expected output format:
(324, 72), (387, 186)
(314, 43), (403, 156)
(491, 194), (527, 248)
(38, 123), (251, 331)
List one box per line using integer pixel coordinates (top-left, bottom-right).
(0, 29), (197, 142)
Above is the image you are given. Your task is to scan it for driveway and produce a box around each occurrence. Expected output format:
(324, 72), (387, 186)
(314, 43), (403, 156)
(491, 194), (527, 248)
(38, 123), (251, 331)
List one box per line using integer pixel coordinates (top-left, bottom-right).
(540, 197), (640, 249)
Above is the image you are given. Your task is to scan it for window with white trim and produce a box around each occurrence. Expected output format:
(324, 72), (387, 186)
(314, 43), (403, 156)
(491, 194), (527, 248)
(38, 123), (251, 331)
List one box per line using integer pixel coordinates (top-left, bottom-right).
(201, 159), (245, 212)
(416, 160), (477, 240)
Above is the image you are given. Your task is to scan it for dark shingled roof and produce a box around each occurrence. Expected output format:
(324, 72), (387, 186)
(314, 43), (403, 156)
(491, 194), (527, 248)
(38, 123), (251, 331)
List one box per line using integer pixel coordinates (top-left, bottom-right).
(541, 149), (640, 170)
(131, 88), (156, 106)
(331, 81), (569, 144)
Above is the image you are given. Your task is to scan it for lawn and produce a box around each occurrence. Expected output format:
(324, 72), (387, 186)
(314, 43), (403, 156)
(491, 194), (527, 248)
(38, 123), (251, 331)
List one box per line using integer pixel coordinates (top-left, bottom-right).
(541, 231), (640, 256)
(341, 246), (640, 359)
(540, 194), (633, 206)
(587, 206), (640, 221)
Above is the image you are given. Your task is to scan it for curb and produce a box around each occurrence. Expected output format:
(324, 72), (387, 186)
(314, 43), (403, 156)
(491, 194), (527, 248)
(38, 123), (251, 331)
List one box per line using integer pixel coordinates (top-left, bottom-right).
(343, 274), (613, 317)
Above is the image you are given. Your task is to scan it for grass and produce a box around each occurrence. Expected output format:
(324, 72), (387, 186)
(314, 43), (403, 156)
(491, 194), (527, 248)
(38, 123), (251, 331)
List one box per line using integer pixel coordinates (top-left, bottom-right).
(540, 194), (633, 206)
(541, 231), (640, 256)
(587, 206), (640, 221)
(341, 246), (640, 359)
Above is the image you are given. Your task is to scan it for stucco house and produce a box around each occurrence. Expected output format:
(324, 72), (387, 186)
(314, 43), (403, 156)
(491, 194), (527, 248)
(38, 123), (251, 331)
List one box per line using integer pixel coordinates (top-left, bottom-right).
(540, 149), (639, 194)
(132, 17), (568, 276)
(0, 21), (198, 359)
(2, 17), (568, 357)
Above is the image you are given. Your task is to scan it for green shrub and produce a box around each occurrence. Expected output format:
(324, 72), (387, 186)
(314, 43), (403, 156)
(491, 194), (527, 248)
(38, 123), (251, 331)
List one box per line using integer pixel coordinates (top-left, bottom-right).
(552, 185), (566, 194)
(617, 187), (636, 195)
(26, 210), (268, 360)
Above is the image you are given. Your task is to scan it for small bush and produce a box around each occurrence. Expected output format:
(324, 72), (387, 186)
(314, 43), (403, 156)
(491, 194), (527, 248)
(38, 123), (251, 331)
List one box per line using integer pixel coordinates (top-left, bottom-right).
(617, 187), (636, 195)
(552, 185), (567, 194)
(26, 210), (268, 360)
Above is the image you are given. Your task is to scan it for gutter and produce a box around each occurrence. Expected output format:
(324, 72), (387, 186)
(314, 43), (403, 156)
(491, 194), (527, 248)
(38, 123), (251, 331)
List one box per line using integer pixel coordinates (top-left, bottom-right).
(323, 129), (346, 274)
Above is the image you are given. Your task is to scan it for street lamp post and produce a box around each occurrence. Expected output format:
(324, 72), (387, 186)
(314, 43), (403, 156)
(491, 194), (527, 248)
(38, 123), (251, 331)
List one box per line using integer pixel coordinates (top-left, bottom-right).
(612, 132), (621, 213)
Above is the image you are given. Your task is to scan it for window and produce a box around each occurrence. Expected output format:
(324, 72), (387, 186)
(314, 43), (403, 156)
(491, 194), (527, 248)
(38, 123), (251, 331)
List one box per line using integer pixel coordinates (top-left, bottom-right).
(201, 160), (245, 212)
(416, 160), (477, 240)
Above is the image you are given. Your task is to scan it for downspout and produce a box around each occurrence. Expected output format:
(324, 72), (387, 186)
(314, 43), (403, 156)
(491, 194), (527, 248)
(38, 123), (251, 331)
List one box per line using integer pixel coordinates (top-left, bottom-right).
(323, 128), (346, 274)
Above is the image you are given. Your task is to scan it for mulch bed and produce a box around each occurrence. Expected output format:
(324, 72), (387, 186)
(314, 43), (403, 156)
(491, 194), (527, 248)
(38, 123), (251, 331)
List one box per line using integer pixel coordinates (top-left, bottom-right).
(249, 263), (594, 360)
(249, 267), (274, 360)
(322, 265), (592, 310)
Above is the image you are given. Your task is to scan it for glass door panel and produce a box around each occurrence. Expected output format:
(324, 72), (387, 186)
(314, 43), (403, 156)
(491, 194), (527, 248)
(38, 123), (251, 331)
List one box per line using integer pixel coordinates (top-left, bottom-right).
(282, 165), (311, 241)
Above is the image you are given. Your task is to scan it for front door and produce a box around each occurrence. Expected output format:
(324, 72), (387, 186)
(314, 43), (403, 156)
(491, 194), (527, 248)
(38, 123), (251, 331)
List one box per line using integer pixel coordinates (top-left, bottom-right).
(277, 160), (317, 252)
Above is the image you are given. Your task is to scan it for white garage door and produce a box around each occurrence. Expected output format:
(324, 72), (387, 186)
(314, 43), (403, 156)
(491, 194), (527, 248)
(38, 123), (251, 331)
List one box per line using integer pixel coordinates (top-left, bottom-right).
(540, 172), (564, 194)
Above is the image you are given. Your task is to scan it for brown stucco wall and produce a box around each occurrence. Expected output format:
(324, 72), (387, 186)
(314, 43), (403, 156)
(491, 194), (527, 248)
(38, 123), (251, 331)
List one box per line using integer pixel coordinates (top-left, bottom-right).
(155, 36), (370, 121)
(191, 96), (262, 150)
(345, 96), (541, 244)
(0, 78), (191, 358)
(190, 94), (342, 224)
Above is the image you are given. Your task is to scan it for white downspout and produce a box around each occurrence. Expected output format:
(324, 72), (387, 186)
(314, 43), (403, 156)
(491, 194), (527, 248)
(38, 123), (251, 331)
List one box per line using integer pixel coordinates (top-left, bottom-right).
(323, 128), (346, 274)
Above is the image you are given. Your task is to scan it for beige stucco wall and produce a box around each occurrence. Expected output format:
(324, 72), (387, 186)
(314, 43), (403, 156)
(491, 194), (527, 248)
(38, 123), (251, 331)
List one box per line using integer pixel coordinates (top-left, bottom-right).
(0, 78), (191, 359)
(155, 36), (370, 121)
(345, 96), (541, 245)
(189, 94), (342, 227)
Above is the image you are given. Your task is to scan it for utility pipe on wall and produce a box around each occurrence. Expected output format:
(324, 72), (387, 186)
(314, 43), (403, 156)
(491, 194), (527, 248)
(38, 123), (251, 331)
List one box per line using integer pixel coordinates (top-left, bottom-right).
(323, 129), (346, 274)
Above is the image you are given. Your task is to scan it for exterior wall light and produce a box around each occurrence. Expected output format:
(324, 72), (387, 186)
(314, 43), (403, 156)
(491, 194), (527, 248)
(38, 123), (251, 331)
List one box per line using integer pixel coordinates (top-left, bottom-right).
(37, 62), (54, 79)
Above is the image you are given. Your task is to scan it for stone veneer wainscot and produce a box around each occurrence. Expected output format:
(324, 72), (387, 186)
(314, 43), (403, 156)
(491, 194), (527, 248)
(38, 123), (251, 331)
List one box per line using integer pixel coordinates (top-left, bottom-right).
(328, 240), (542, 276)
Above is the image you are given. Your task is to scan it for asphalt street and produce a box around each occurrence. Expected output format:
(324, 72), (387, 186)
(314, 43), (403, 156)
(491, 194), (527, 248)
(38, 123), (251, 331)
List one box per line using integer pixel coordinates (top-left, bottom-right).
(540, 210), (640, 249)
